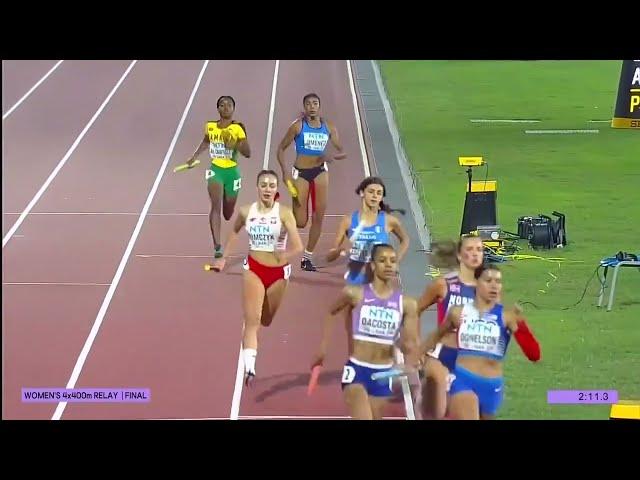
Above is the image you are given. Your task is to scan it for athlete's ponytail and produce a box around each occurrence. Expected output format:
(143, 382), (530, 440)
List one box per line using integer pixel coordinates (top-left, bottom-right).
(355, 176), (406, 215)
(430, 240), (459, 269)
(379, 201), (406, 215)
(430, 234), (483, 269)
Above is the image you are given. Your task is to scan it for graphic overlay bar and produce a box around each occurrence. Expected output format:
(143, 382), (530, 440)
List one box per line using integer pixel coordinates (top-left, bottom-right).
(547, 390), (618, 404)
(22, 388), (150, 403)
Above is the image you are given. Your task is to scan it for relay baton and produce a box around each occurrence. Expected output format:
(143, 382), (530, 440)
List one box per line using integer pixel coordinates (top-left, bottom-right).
(173, 159), (200, 173)
(307, 365), (322, 396)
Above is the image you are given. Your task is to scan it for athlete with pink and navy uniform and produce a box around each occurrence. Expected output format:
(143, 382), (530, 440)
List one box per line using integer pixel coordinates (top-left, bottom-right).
(311, 244), (420, 420)
(416, 235), (484, 419)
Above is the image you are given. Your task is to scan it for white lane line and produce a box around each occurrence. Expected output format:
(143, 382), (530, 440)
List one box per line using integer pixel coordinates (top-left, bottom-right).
(51, 60), (210, 420)
(346, 60), (371, 177)
(364, 60), (426, 420)
(3, 60), (64, 120)
(229, 59), (280, 421)
(3, 282), (109, 286)
(135, 254), (244, 259)
(470, 119), (540, 123)
(525, 129), (599, 134)
(2, 61), (138, 248)
(151, 415), (406, 420)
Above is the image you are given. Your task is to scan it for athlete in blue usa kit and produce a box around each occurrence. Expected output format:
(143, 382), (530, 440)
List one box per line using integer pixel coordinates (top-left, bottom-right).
(311, 244), (421, 420)
(421, 264), (540, 419)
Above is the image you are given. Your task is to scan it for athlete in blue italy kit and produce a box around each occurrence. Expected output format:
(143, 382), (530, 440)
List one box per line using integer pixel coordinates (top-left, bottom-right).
(311, 244), (420, 420)
(421, 264), (535, 419)
(326, 176), (409, 284)
(416, 235), (484, 419)
(276, 93), (347, 272)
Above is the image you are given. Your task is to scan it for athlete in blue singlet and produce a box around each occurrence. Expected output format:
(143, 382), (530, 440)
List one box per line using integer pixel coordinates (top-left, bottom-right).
(421, 264), (526, 419)
(311, 244), (420, 420)
(326, 176), (409, 285)
(276, 93), (347, 272)
(415, 235), (484, 419)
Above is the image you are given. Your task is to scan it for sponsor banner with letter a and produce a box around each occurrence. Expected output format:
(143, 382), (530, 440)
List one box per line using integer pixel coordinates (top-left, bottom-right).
(612, 60), (640, 129)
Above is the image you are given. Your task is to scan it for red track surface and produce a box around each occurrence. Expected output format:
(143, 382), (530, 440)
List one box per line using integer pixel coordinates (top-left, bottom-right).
(2, 60), (60, 115)
(2, 60), (409, 420)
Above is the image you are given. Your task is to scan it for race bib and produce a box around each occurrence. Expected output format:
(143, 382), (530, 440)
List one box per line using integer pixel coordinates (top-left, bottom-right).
(458, 318), (503, 356)
(357, 305), (401, 338)
(350, 240), (372, 263)
(247, 224), (275, 251)
(283, 264), (292, 280)
(302, 132), (329, 152)
(342, 365), (356, 383)
(209, 142), (230, 159)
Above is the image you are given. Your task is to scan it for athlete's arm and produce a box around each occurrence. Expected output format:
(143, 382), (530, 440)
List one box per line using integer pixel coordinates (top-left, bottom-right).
(421, 305), (461, 355)
(221, 206), (248, 261)
(388, 215), (410, 262)
(276, 121), (301, 180)
(417, 277), (447, 316)
(234, 122), (251, 158)
(326, 214), (351, 262)
(311, 286), (360, 367)
(505, 306), (541, 362)
(400, 296), (421, 368)
(188, 135), (209, 165)
(327, 121), (346, 160)
(279, 206), (304, 263)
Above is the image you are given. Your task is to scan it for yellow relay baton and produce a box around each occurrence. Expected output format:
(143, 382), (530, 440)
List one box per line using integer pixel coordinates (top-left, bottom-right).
(286, 179), (298, 198)
(173, 159), (200, 173)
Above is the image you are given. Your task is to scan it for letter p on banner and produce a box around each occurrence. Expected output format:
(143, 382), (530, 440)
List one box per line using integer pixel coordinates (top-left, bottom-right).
(611, 60), (640, 129)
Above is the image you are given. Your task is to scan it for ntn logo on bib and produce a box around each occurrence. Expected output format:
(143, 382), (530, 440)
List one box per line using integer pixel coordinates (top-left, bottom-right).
(458, 310), (507, 356)
(210, 142), (232, 159)
(303, 132), (328, 151)
(356, 305), (401, 340)
(246, 203), (281, 252)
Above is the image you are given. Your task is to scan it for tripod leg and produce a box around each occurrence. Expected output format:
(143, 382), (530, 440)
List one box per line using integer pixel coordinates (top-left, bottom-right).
(597, 266), (608, 307)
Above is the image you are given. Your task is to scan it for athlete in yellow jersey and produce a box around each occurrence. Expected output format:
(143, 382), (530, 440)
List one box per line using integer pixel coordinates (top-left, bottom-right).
(186, 96), (251, 260)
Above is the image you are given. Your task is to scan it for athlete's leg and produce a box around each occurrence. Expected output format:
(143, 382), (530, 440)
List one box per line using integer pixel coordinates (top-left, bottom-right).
(206, 167), (224, 257)
(421, 357), (450, 419)
(477, 376), (504, 420)
(260, 276), (289, 327)
(343, 384), (374, 420)
(448, 392), (480, 419)
(222, 194), (239, 221)
(222, 166), (241, 221)
(306, 170), (328, 254)
(242, 269), (266, 377)
(369, 396), (390, 420)
(408, 371), (424, 420)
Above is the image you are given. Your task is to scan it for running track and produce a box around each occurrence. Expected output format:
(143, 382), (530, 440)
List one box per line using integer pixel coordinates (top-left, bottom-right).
(2, 60), (411, 420)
